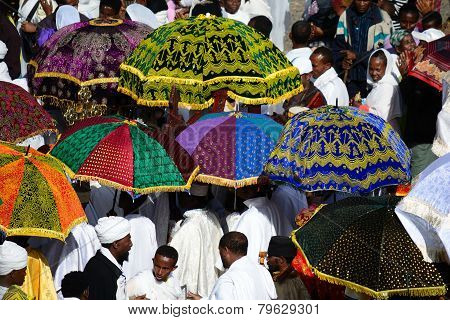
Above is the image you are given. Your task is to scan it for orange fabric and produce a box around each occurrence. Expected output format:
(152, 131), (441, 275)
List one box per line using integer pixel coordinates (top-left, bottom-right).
(0, 159), (25, 229)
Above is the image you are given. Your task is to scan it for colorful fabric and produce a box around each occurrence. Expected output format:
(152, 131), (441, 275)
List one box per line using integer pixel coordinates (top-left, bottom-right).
(2, 285), (29, 300)
(50, 116), (199, 193)
(409, 35), (449, 91)
(292, 196), (447, 299)
(264, 106), (411, 194)
(0, 81), (56, 143)
(0, 142), (86, 241)
(176, 112), (283, 187)
(390, 29), (409, 48)
(28, 19), (152, 123)
(119, 15), (302, 110)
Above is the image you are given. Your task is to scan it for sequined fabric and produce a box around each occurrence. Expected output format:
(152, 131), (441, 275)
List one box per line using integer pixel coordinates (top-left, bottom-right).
(293, 196), (447, 299)
(0, 81), (55, 143)
(176, 112), (283, 187)
(264, 106), (411, 194)
(50, 115), (198, 193)
(0, 142), (86, 241)
(119, 15), (302, 109)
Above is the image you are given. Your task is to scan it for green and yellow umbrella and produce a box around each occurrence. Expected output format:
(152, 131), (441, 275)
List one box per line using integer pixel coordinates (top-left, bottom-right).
(0, 142), (87, 241)
(118, 15), (302, 110)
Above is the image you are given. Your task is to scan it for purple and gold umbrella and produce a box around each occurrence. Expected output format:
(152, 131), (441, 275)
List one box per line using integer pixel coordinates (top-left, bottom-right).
(28, 18), (152, 124)
(176, 112), (283, 188)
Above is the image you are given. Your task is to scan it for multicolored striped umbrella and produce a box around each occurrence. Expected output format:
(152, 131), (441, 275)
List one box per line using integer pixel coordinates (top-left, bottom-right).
(264, 106), (411, 194)
(176, 112), (283, 187)
(50, 116), (199, 193)
(0, 142), (86, 241)
(0, 81), (56, 143)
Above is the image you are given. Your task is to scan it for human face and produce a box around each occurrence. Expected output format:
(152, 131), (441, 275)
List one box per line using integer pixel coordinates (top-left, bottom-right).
(310, 54), (330, 79)
(153, 255), (177, 282)
(266, 256), (280, 274)
(223, 0), (241, 14)
(399, 12), (418, 32)
(10, 267), (27, 286)
(115, 234), (133, 264)
(369, 57), (386, 82)
(354, 0), (371, 14)
(397, 34), (416, 53)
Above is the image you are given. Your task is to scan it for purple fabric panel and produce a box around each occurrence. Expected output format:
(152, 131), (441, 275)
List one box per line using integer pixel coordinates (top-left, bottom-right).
(176, 115), (230, 155)
(38, 28), (56, 47)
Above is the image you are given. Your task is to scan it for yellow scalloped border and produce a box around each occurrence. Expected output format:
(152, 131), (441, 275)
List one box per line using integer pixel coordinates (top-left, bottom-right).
(194, 174), (262, 188)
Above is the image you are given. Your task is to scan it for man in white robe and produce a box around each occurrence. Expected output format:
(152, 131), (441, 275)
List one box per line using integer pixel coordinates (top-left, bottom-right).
(169, 184), (223, 297)
(233, 186), (292, 264)
(127, 245), (184, 300)
(119, 192), (158, 280)
(310, 47), (349, 106)
(187, 232), (277, 300)
(220, 0), (250, 24)
(286, 21), (313, 75)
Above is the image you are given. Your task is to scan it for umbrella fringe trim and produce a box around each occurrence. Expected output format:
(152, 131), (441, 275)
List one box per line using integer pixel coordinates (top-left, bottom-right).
(291, 229), (447, 300)
(194, 174), (261, 188)
(0, 216), (87, 242)
(119, 63), (300, 85)
(64, 166), (201, 194)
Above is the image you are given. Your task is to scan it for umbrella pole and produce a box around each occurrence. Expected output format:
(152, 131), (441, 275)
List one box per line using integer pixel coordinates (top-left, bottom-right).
(25, 145), (31, 156)
(234, 188), (237, 212)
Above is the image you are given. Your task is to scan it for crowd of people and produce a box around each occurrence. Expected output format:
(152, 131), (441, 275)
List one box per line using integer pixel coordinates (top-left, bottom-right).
(0, 0), (448, 301)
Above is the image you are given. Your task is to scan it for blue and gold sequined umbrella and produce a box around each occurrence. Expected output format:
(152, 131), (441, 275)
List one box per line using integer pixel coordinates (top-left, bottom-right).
(264, 106), (411, 194)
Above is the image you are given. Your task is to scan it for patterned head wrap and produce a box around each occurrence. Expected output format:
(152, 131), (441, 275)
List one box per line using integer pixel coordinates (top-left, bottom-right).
(390, 29), (410, 48)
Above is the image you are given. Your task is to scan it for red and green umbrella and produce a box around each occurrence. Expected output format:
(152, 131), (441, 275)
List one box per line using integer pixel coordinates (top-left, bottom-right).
(50, 116), (199, 193)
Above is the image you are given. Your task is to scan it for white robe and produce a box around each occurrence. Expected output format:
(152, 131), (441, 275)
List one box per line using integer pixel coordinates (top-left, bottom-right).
(127, 270), (184, 300)
(78, 0), (100, 19)
(208, 256), (277, 300)
(169, 208), (223, 297)
(271, 185), (308, 228)
(432, 78), (450, 157)
(240, 0), (273, 21)
(0, 62), (29, 92)
(123, 214), (158, 280)
(233, 197), (292, 264)
(366, 49), (403, 131)
(313, 67), (349, 106)
(221, 8), (251, 24)
(286, 47), (313, 75)
(267, 0), (289, 51)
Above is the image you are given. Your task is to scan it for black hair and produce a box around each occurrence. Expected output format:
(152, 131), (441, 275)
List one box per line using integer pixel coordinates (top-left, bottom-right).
(100, 0), (122, 15)
(248, 15), (272, 38)
(291, 21), (311, 45)
(398, 4), (420, 21)
(155, 245), (179, 262)
(147, 0), (168, 14)
(422, 11), (443, 29)
(191, 0), (222, 17)
(219, 232), (248, 256)
(61, 272), (89, 299)
(311, 46), (334, 65)
(370, 49), (388, 65)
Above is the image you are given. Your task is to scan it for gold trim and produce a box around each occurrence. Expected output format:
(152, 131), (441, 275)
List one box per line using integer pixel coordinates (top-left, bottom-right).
(290, 229), (447, 299)
(89, 18), (123, 27)
(30, 70), (118, 87)
(194, 174), (261, 188)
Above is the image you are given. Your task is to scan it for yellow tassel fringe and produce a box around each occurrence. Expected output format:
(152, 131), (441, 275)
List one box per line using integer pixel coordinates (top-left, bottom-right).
(194, 174), (261, 188)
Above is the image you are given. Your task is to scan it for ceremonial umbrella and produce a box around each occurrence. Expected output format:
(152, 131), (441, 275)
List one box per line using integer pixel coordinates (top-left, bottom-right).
(0, 142), (86, 241)
(0, 81), (56, 143)
(50, 115), (199, 193)
(28, 18), (153, 124)
(396, 153), (450, 264)
(293, 196), (447, 299)
(409, 35), (449, 91)
(176, 112), (283, 188)
(118, 14), (302, 110)
(264, 106), (411, 194)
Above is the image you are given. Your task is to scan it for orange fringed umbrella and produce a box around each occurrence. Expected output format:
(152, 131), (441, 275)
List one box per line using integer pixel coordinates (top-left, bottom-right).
(0, 142), (87, 241)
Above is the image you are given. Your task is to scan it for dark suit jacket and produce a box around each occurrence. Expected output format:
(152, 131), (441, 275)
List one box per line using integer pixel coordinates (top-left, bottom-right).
(0, 14), (21, 79)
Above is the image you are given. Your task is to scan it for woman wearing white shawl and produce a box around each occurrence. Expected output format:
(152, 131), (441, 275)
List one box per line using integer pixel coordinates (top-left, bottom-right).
(126, 3), (161, 29)
(363, 48), (403, 132)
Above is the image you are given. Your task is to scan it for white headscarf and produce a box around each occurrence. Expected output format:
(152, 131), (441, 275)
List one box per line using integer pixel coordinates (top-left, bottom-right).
(126, 4), (161, 29)
(0, 40), (7, 60)
(56, 5), (81, 31)
(95, 217), (131, 244)
(0, 241), (28, 276)
(367, 48), (398, 87)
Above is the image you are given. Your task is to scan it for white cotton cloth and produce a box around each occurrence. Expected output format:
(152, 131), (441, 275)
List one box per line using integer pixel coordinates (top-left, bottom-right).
(126, 4), (161, 29)
(286, 47), (313, 75)
(78, 0), (100, 19)
(432, 77), (450, 157)
(233, 197), (292, 264)
(267, 0), (289, 51)
(240, 0), (273, 21)
(17, 135), (46, 149)
(271, 184), (308, 228)
(412, 29), (445, 43)
(0, 241), (28, 276)
(56, 5), (80, 30)
(312, 67), (349, 106)
(122, 214), (158, 280)
(127, 270), (184, 300)
(169, 208), (223, 297)
(95, 216), (131, 244)
(221, 8), (251, 24)
(99, 247), (128, 300)
(208, 256), (277, 300)
(0, 40), (7, 59)
(366, 49), (403, 130)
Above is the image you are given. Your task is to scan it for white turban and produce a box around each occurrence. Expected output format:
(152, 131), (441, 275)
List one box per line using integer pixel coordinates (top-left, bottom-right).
(0, 241), (28, 276)
(95, 217), (131, 244)
(0, 40), (8, 60)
